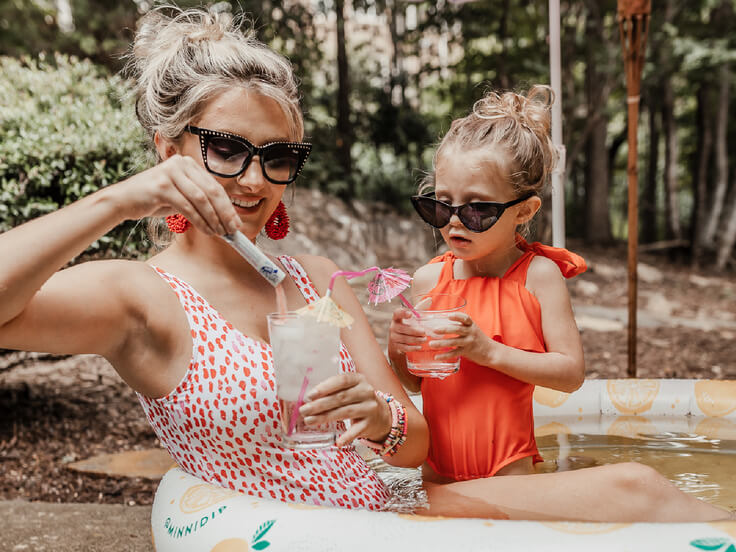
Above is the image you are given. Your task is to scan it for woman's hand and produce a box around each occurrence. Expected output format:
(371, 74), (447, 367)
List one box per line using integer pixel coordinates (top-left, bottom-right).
(115, 154), (241, 235)
(387, 308), (426, 358)
(431, 313), (496, 367)
(298, 373), (391, 447)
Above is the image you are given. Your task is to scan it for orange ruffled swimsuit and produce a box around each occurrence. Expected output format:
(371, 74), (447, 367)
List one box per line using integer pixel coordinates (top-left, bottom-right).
(422, 237), (586, 480)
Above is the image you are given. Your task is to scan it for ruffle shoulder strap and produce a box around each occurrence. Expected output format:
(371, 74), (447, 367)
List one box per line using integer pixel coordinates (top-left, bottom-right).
(517, 235), (587, 278)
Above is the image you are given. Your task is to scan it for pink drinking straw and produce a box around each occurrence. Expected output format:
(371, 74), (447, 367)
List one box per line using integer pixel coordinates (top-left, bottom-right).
(395, 293), (421, 318)
(288, 366), (313, 436)
(328, 267), (421, 318)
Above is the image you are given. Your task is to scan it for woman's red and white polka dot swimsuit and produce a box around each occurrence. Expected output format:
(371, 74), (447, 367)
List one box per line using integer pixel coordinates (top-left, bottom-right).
(137, 256), (390, 510)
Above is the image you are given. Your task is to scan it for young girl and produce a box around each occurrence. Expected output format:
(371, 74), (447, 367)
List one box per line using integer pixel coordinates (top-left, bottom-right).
(389, 85), (586, 483)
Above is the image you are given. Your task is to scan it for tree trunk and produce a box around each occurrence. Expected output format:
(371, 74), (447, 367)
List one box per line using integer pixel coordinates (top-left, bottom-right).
(585, 118), (611, 243)
(661, 78), (681, 241)
(642, 99), (659, 243)
(691, 85), (713, 261)
(583, 4), (611, 243)
(335, 0), (353, 200)
(386, 0), (404, 106)
(495, 0), (511, 90)
(702, 62), (730, 246)
(717, 188), (736, 270)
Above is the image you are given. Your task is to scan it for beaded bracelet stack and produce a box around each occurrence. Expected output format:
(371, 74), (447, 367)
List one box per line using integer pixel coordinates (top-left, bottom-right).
(359, 391), (408, 458)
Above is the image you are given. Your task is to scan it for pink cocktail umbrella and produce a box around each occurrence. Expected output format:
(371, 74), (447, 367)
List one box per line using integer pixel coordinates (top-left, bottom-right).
(297, 266), (419, 326)
(329, 266), (420, 317)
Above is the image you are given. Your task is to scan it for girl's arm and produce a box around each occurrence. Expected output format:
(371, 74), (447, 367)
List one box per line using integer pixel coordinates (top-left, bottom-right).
(293, 255), (430, 467)
(433, 256), (584, 393)
(0, 156), (241, 392)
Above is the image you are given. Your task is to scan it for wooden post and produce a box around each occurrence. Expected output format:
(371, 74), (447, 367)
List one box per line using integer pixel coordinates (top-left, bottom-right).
(617, 0), (651, 378)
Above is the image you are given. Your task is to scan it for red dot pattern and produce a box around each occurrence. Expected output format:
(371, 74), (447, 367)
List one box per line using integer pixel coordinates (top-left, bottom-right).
(137, 257), (391, 510)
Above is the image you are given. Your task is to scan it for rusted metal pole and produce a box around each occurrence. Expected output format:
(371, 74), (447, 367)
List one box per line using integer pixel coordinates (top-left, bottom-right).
(617, 0), (651, 378)
(625, 81), (640, 378)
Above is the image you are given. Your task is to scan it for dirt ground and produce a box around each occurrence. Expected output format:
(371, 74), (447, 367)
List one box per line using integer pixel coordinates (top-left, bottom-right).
(0, 242), (734, 506)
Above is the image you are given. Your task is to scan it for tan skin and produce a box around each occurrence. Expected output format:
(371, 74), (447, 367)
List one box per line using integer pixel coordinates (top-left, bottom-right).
(0, 91), (732, 522)
(0, 87), (428, 467)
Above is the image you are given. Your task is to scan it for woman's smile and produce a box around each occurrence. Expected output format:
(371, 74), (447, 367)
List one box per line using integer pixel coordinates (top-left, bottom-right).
(230, 196), (265, 215)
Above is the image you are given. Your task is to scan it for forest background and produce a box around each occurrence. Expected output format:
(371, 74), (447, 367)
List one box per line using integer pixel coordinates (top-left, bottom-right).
(2, 0), (736, 270)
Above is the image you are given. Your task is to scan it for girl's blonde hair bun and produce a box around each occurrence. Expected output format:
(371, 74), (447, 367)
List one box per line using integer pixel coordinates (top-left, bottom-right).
(473, 85), (553, 138)
(426, 84), (557, 200)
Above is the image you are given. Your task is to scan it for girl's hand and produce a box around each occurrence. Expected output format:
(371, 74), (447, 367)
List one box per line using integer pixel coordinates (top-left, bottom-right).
(387, 308), (425, 358)
(116, 155), (241, 235)
(298, 373), (391, 447)
(430, 313), (496, 367)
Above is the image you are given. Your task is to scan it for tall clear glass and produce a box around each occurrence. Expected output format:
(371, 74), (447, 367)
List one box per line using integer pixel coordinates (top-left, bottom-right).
(405, 293), (466, 379)
(267, 313), (340, 448)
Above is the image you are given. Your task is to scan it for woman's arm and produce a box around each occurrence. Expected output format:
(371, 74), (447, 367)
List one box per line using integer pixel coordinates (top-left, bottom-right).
(433, 256), (585, 392)
(0, 155), (241, 390)
(293, 255), (430, 467)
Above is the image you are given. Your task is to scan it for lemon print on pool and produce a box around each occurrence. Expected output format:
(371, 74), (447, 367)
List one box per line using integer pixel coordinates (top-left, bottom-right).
(210, 539), (249, 552)
(541, 521), (630, 534)
(535, 421), (571, 438)
(695, 381), (736, 418)
(695, 417), (736, 440)
(709, 521), (736, 540)
(179, 484), (238, 514)
(607, 379), (660, 415)
(534, 386), (570, 408)
(607, 416), (657, 439)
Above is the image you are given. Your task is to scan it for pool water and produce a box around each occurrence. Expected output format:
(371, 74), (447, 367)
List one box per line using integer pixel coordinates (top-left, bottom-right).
(536, 431), (736, 511)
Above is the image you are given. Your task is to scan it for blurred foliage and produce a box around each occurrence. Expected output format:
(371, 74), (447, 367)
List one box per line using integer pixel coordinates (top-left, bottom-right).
(1, 0), (736, 262)
(0, 54), (153, 257)
(0, 0), (139, 68)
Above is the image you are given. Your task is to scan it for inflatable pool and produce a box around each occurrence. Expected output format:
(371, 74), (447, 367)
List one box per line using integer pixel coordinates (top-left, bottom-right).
(151, 379), (736, 552)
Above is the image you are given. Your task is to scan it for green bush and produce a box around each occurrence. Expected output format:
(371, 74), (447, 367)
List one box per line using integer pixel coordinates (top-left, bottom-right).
(0, 53), (154, 259)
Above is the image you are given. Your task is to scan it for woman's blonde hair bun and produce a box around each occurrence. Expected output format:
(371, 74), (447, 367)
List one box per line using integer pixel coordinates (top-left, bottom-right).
(125, 4), (304, 146)
(133, 3), (235, 59)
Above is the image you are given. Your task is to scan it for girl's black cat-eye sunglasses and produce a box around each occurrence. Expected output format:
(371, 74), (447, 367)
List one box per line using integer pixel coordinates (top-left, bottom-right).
(411, 192), (535, 233)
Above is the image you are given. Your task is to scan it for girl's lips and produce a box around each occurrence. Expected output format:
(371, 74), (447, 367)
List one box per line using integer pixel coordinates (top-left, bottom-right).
(449, 235), (472, 247)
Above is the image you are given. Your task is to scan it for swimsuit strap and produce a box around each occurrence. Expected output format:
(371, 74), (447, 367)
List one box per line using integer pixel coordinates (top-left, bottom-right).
(439, 253), (456, 281)
(502, 249), (536, 285)
(277, 255), (322, 304)
(514, 235), (588, 279)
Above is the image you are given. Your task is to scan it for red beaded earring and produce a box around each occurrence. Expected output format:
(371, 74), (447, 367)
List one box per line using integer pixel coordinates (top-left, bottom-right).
(264, 201), (289, 240)
(165, 214), (191, 234)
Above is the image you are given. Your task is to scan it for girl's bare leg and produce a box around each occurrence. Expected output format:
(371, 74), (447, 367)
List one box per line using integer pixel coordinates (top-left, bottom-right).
(420, 462), (733, 522)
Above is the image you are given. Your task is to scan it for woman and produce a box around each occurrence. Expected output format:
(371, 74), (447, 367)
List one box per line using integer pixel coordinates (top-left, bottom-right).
(0, 5), (731, 522)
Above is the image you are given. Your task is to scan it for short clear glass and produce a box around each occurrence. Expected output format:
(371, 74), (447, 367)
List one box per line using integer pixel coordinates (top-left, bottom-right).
(405, 293), (466, 379)
(267, 313), (340, 448)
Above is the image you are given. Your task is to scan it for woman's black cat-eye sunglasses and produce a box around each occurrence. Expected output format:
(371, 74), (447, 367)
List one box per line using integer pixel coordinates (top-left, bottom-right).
(187, 125), (312, 185)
